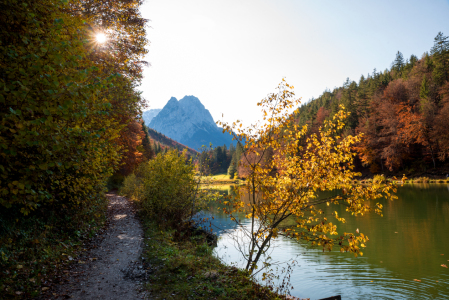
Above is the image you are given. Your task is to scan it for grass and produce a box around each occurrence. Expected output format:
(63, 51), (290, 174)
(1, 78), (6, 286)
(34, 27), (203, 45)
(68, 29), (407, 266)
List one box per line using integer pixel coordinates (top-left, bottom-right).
(0, 196), (108, 299)
(353, 178), (449, 185)
(209, 174), (232, 180)
(139, 219), (286, 300)
(202, 174), (242, 185)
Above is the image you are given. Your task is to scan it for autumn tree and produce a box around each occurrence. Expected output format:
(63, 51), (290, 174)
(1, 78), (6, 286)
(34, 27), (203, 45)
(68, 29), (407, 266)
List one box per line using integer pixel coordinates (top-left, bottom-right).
(218, 80), (398, 275)
(115, 120), (146, 176)
(0, 0), (148, 214)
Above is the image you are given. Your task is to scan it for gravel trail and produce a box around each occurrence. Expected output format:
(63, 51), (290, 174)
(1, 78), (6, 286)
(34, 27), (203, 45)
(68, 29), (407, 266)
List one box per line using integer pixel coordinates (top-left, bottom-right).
(44, 193), (149, 300)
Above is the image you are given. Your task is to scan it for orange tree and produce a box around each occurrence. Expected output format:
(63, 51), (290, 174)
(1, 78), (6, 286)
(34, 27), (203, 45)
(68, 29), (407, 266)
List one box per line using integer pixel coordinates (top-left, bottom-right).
(218, 80), (399, 275)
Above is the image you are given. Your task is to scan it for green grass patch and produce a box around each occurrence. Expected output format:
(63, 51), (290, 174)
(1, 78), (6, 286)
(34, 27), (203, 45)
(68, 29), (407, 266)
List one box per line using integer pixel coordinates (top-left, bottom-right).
(140, 219), (285, 300)
(203, 174), (242, 185)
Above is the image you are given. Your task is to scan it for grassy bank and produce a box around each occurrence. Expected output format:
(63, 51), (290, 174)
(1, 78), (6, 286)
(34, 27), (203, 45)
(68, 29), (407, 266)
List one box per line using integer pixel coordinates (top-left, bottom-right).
(139, 218), (286, 300)
(0, 195), (108, 299)
(354, 177), (449, 184)
(202, 174), (242, 185)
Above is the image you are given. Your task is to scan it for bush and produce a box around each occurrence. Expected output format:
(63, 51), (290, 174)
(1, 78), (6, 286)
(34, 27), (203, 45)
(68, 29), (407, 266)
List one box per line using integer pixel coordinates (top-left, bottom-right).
(121, 150), (204, 228)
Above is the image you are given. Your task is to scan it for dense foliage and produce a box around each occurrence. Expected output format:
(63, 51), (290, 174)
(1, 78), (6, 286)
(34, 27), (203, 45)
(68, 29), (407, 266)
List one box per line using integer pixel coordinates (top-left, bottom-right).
(0, 0), (147, 212)
(121, 150), (208, 229)
(294, 32), (449, 175)
(0, 0), (148, 296)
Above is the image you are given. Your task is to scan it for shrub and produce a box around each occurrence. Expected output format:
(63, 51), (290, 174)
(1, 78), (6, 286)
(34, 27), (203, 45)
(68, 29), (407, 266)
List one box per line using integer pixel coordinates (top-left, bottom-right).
(121, 150), (206, 228)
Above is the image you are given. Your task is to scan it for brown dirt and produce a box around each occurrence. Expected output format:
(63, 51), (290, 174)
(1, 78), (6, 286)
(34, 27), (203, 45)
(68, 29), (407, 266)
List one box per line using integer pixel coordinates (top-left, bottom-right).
(39, 193), (150, 300)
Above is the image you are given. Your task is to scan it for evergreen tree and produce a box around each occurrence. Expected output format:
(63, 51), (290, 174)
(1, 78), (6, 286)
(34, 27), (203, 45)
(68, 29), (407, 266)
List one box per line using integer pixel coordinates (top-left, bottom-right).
(420, 75), (429, 100)
(393, 51), (404, 77)
(409, 54), (418, 66)
(141, 124), (153, 160)
(340, 78), (358, 129)
(213, 146), (223, 174)
(228, 142), (243, 179)
(430, 32), (449, 85)
(424, 52), (434, 72)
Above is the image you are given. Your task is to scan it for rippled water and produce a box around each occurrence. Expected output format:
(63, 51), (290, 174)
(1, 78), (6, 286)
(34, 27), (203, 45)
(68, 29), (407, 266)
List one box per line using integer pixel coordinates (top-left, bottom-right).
(204, 184), (449, 300)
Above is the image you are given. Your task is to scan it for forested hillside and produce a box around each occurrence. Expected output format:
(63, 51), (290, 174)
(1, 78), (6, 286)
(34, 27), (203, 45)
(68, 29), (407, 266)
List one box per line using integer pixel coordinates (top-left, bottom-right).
(145, 125), (198, 157)
(197, 143), (244, 177)
(294, 32), (449, 176)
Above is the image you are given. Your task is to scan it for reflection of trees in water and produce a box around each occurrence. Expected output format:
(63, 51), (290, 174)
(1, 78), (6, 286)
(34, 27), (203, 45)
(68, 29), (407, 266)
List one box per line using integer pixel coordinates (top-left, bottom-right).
(319, 184), (449, 281)
(207, 185), (449, 299)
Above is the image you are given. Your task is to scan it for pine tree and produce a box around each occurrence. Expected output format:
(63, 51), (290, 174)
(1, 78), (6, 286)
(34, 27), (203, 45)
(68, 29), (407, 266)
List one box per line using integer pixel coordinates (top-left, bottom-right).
(420, 75), (429, 100)
(393, 51), (404, 77)
(430, 32), (449, 85)
(424, 52), (434, 72)
(141, 123), (153, 160)
(228, 142), (243, 179)
(409, 54), (418, 66)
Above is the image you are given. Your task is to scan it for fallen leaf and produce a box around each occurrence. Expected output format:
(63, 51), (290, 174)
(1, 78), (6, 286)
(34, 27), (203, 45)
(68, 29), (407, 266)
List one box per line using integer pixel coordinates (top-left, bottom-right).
(413, 279), (421, 282)
(78, 260), (85, 264)
(441, 264), (448, 268)
(29, 278), (35, 283)
(15, 291), (23, 295)
(42, 287), (49, 291)
(17, 265), (23, 269)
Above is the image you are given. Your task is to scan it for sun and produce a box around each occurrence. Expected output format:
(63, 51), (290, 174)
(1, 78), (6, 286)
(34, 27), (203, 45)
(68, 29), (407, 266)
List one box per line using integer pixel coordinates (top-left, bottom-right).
(95, 33), (107, 44)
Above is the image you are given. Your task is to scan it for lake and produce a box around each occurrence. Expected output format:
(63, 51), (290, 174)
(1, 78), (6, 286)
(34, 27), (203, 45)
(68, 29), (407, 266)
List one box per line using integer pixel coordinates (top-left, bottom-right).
(202, 184), (449, 300)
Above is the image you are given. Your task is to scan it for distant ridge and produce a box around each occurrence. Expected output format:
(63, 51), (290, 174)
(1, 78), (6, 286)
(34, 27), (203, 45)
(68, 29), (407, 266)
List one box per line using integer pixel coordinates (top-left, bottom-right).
(144, 125), (198, 156)
(148, 96), (236, 150)
(142, 109), (162, 125)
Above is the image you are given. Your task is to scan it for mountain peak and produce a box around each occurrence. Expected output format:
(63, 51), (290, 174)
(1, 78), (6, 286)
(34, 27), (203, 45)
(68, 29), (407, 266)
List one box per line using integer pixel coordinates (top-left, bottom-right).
(148, 95), (235, 150)
(165, 97), (179, 107)
(142, 108), (162, 125)
(179, 95), (203, 107)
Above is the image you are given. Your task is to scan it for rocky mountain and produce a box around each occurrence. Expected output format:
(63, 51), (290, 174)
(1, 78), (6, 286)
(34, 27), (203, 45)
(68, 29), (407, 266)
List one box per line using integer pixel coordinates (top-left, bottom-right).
(148, 96), (236, 150)
(142, 109), (162, 125)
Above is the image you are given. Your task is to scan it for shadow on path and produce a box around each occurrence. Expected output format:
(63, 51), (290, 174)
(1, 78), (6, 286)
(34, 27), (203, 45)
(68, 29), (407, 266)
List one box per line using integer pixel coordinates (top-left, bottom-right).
(42, 193), (149, 300)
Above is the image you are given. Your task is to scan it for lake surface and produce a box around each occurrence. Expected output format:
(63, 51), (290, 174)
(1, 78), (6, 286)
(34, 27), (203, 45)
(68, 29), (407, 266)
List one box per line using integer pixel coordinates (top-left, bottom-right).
(202, 184), (449, 300)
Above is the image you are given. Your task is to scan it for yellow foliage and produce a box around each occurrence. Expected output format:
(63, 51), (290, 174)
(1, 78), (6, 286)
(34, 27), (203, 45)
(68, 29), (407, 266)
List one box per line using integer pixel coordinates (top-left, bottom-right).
(219, 80), (400, 273)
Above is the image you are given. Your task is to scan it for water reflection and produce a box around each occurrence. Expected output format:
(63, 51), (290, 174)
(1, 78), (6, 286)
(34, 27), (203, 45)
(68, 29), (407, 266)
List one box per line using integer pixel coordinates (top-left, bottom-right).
(204, 184), (449, 300)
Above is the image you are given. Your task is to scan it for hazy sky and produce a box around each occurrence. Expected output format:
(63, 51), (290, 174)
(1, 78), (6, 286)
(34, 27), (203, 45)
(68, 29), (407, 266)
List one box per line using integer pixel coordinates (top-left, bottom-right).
(139, 0), (449, 126)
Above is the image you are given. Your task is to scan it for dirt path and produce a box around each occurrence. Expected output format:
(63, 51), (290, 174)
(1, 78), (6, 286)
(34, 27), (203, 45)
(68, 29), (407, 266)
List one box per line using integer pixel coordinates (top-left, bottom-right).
(44, 193), (150, 300)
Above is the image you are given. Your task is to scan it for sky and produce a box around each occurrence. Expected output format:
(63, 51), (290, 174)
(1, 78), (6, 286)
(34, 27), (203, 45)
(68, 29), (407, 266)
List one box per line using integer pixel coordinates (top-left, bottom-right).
(138, 0), (449, 126)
